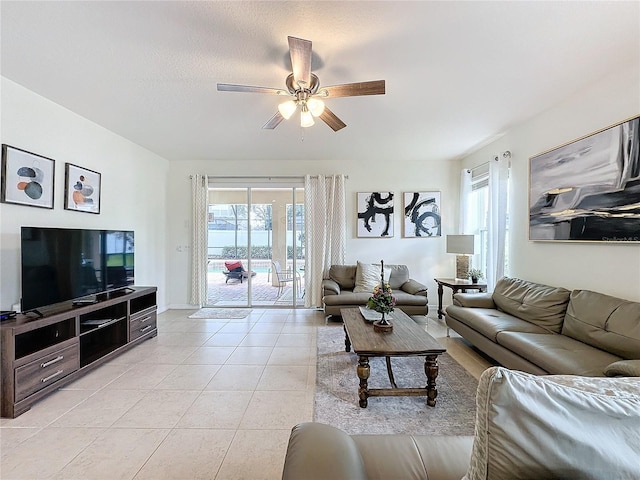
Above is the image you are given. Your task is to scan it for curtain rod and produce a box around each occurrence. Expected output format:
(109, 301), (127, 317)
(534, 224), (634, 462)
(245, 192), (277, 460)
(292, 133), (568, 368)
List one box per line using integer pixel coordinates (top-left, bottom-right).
(189, 174), (349, 179)
(466, 161), (489, 174)
(467, 151), (511, 173)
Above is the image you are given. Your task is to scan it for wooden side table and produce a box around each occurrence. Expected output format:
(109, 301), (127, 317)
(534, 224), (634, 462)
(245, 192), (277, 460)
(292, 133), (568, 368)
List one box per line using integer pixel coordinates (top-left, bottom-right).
(434, 277), (487, 321)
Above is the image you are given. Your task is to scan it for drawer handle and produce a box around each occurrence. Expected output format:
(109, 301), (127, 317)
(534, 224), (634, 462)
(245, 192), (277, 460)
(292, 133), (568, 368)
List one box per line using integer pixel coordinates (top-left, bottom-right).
(41, 370), (64, 383)
(139, 316), (152, 323)
(41, 356), (64, 368)
(140, 325), (153, 333)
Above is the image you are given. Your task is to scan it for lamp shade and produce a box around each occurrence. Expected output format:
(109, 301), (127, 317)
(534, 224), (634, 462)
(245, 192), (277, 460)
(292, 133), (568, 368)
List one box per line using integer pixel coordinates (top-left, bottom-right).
(300, 106), (314, 128)
(278, 100), (297, 120)
(446, 235), (475, 255)
(307, 98), (325, 117)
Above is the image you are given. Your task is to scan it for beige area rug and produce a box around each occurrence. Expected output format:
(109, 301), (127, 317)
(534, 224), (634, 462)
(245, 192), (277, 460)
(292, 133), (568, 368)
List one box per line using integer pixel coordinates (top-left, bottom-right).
(188, 308), (251, 319)
(314, 325), (478, 435)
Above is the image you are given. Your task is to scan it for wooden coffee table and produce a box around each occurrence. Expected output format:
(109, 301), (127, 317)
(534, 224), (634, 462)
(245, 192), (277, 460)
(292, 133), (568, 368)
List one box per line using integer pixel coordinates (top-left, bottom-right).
(341, 308), (446, 408)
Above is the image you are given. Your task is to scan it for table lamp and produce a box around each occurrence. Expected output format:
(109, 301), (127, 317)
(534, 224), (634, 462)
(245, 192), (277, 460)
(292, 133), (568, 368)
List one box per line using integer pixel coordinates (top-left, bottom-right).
(446, 235), (475, 280)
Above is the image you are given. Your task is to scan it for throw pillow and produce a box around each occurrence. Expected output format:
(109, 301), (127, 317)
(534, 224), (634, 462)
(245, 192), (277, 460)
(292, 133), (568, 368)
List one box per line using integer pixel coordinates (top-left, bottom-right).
(463, 367), (640, 480)
(604, 359), (640, 377)
(352, 261), (381, 293)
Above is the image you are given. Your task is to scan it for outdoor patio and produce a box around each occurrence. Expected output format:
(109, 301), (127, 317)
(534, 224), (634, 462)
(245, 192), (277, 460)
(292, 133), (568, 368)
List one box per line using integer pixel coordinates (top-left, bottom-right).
(206, 260), (305, 307)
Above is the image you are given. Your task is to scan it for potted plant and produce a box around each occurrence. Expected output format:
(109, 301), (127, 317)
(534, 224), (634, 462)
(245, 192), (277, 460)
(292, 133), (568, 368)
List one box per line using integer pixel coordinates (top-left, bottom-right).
(468, 269), (484, 283)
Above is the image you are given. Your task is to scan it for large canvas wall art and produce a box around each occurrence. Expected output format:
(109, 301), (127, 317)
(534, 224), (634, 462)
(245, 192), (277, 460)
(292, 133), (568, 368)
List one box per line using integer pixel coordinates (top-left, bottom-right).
(403, 191), (441, 237)
(529, 115), (640, 242)
(357, 192), (394, 237)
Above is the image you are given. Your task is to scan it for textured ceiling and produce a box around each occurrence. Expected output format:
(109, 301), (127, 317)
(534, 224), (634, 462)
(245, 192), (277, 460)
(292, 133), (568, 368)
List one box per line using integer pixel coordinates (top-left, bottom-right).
(1, 1), (639, 162)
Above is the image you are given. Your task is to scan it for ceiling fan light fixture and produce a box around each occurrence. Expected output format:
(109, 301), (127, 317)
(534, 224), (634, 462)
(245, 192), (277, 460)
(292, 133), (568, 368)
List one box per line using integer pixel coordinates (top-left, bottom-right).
(300, 105), (315, 128)
(218, 37), (385, 132)
(278, 100), (297, 120)
(307, 98), (325, 117)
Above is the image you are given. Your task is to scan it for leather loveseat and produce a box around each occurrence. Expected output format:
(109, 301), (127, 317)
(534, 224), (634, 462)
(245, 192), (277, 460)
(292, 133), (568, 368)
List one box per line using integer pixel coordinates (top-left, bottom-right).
(322, 261), (428, 317)
(282, 367), (640, 480)
(445, 277), (640, 377)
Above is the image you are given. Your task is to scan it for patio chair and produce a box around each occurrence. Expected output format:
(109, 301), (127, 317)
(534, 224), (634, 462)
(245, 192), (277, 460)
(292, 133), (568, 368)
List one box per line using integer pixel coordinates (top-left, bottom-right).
(271, 260), (301, 296)
(222, 260), (255, 284)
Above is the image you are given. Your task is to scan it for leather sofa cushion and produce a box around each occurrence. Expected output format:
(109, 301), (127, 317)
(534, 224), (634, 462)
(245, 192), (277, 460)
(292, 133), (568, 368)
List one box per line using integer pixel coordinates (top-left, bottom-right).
(353, 434), (473, 480)
(561, 289), (640, 360)
(445, 305), (549, 342)
(464, 367), (640, 480)
(496, 331), (621, 376)
(323, 291), (427, 307)
(282, 423), (367, 480)
(329, 264), (410, 291)
(282, 422), (473, 480)
(329, 265), (357, 289)
(386, 264), (410, 289)
(492, 277), (570, 333)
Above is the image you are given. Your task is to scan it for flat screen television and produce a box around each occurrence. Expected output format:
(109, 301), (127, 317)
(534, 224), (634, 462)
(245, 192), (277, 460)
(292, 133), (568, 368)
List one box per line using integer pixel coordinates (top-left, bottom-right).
(21, 226), (134, 313)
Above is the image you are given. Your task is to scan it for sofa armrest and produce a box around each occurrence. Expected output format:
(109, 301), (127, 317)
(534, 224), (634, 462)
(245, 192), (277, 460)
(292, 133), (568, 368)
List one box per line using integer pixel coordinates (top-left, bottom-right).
(453, 292), (495, 308)
(604, 360), (640, 377)
(282, 423), (367, 480)
(322, 279), (341, 296)
(401, 279), (428, 296)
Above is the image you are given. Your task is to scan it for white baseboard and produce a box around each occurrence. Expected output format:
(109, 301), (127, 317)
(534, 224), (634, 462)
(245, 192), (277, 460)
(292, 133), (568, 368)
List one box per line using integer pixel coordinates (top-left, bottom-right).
(166, 303), (200, 310)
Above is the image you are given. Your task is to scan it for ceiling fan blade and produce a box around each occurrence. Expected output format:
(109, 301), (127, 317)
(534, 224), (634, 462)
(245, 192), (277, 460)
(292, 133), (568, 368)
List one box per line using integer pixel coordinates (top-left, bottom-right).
(288, 36), (312, 88)
(322, 80), (386, 98)
(319, 107), (347, 132)
(262, 111), (285, 130)
(217, 83), (284, 95)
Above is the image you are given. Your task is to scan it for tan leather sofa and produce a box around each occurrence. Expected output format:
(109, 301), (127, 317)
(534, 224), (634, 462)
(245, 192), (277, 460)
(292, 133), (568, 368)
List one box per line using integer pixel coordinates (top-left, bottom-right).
(322, 263), (428, 317)
(282, 367), (640, 480)
(445, 277), (640, 377)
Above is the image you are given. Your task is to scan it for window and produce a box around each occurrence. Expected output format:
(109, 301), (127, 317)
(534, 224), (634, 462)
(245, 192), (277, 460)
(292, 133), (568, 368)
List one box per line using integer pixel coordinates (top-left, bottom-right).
(465, 166), (509, 276)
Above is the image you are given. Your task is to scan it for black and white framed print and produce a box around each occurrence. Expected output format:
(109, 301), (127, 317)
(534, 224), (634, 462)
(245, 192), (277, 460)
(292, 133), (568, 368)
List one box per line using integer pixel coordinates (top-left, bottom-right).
(357, 192), (394, 237)
(403, 191), (441, 237)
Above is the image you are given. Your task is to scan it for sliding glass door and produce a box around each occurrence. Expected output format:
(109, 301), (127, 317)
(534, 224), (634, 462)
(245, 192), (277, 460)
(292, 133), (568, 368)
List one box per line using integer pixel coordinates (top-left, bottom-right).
(205, 182), (304, 308)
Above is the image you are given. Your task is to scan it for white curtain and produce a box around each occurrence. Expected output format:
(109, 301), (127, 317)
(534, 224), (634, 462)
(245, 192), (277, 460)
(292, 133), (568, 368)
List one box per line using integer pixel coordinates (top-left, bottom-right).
(486, 155), (509, 291)
(459, 168), (472, 234)
(190, 174), (209, 306)
(304, 175), (346, 308)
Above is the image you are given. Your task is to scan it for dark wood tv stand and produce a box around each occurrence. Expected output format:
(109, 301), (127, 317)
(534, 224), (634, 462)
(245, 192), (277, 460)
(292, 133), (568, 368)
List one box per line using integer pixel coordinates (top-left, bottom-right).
(0, 286), (157, 418)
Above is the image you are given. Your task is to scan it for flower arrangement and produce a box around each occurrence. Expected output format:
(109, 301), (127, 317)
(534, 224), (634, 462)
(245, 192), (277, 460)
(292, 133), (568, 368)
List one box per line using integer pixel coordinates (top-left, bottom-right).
(367, 282), (397, 314)
(367, 260), (396, 315)
(468, 269), (484, 282)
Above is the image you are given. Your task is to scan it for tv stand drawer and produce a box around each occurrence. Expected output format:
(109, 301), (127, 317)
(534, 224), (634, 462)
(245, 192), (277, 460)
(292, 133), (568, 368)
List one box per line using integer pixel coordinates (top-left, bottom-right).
(15, 344), (79, 402)
(130, 310), (157, 341)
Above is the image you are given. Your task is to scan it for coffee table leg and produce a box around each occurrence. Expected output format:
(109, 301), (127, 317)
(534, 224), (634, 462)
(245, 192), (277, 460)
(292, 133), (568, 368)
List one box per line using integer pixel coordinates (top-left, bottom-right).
(424, 355), (439, 407)
(357, 355), (370, 408)
(343, 326), (351, 352)
(385, 356), (397, 388)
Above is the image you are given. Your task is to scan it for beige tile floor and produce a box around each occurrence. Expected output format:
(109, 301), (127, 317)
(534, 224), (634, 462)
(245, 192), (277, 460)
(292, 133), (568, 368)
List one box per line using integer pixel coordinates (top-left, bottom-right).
(0, 308), (493, 479)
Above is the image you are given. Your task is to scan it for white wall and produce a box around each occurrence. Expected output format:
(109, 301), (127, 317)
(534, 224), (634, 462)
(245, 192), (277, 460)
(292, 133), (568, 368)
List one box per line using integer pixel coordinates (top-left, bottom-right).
(167, 66), (640, 309)
(461, 65), (640, 302)
(165, 159), (459, 308)
(0, 78), (169, 311)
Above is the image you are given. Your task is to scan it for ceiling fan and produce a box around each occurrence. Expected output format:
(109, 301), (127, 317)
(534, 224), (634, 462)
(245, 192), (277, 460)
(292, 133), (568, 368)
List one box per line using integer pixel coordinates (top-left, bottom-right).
(217, 36), (385, 132)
